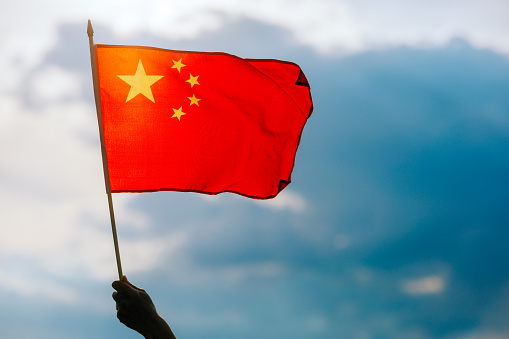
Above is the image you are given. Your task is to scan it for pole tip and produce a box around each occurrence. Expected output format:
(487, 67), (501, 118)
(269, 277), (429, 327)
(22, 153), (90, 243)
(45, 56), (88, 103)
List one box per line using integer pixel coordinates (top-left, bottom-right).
(87, 20), (94, 37)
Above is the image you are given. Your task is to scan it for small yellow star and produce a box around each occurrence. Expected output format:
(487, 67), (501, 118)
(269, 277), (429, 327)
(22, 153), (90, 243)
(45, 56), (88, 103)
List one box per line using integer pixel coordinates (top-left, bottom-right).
(188, 94), (201, 106)
(172, 106), (186, 121)
(117, 60), (164, 103)
(171, 58), (186, 73)
(186, 74), (200, 88)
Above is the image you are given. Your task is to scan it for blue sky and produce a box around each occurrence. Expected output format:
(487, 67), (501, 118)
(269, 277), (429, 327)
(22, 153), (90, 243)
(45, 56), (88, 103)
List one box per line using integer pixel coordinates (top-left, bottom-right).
(1, 1), (509, 338)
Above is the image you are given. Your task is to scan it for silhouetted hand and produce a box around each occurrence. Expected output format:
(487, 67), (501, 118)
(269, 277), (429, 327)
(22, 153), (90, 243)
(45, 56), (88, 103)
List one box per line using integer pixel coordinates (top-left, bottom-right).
(112, 276), (176, 339)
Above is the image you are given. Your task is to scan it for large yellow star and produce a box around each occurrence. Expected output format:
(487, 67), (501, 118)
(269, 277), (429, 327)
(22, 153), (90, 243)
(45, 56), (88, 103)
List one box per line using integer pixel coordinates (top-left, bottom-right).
(186, 74), (200, 88)
(172, 106), (186, 121)
(171, 58), (186, 73)
(118, 60), (164, 103)
(188, 94), (201, 106)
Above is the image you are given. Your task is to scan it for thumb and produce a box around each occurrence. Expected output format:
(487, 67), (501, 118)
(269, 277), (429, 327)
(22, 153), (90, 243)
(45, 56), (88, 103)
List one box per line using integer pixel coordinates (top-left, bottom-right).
(120, 275), (144, 292)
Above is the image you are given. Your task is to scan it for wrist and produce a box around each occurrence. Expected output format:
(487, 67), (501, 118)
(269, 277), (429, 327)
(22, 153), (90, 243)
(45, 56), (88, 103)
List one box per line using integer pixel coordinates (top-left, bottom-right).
(144, 315), (176, 339)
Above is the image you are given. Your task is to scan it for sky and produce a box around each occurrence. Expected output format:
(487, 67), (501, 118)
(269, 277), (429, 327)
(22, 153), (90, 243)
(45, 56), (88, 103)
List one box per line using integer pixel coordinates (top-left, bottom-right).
(1, 1), (509, 338)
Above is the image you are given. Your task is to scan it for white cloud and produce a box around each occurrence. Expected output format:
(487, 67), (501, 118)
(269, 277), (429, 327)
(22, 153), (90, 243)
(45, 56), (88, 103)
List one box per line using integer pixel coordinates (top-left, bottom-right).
(2, 0), (509, 75)
(0, 0), (507, 319)
(190, 261), (289, 288)
(305, 314), (329, 333)
(120, 231), (188, 276)
(256, 189), (307, 213)
(0, 72), (187, 302)
(0, 267), (78, 303)
(354, 267), (373, 284)
(401, 275), (446, 296)
(0, 94), (108, 277)
(30, 66), (82, 103)
(221, 261), (288, 285)
(200, 188), (307, 213)
(334, 234), (351, 250)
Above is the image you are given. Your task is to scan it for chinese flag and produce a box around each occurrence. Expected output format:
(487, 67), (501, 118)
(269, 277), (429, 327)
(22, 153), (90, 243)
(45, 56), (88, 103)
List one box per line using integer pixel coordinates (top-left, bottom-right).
(95, 45), (313, 199)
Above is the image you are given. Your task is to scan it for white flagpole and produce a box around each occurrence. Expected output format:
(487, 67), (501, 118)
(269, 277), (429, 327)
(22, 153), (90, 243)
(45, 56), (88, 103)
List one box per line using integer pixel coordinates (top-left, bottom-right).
(87, 20), (123, 280)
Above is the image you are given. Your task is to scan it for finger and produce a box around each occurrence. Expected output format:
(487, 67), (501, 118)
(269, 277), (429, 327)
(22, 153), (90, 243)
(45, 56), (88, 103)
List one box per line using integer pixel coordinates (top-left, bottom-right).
(112, 280), (134, 294)
(122, 276), (145, 292)
(112, 291), (124, 303)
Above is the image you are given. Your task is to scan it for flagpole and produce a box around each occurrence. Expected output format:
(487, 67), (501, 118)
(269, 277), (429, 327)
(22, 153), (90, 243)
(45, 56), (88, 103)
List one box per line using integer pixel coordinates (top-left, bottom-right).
(87, 20), (123, 280)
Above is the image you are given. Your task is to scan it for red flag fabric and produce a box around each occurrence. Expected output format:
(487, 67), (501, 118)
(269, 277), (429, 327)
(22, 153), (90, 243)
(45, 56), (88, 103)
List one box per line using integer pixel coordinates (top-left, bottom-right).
(95, 45), (313, 199)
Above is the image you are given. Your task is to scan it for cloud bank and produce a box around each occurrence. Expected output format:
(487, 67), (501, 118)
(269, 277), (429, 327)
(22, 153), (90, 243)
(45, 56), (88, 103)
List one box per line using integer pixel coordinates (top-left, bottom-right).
(1, 2), (509, 338)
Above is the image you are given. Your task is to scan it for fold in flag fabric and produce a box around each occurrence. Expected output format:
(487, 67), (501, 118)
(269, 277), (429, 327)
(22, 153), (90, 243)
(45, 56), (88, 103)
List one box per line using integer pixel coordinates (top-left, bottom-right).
(95, 45), (313, 199)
